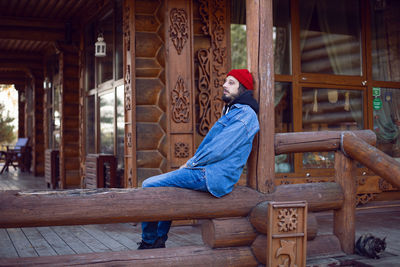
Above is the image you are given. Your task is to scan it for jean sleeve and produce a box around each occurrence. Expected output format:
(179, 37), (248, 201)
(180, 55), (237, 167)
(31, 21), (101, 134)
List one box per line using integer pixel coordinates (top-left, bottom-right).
(191, 119), (250, 166)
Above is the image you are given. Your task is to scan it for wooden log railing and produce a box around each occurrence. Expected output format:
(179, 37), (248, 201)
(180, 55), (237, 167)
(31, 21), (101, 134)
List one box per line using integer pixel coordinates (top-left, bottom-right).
(1, 129), (398, 266)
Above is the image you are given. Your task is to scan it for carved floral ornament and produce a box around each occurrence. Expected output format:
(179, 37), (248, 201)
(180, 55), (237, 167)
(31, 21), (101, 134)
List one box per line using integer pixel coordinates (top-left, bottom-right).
(175, 142), (189, 158)
(171, 76), (190, 123)
(277, 208), (298, 232)
(169, 8), (188, 55)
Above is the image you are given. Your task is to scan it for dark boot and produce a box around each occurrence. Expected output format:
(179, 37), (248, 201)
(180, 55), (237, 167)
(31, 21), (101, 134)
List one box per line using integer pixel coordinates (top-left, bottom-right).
(137, 237), (166, 250)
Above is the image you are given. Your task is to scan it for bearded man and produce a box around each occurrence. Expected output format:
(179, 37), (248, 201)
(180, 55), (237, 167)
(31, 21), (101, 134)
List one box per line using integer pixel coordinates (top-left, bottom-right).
(137, 69), (259, 249)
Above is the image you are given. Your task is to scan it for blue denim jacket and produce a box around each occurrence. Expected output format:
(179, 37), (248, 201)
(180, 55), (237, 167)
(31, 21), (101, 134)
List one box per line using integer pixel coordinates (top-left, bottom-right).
(185, 103), (260, 197)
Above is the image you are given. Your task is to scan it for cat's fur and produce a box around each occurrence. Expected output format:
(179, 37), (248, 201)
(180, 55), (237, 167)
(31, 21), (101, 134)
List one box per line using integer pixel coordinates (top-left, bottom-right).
(355, 233), (386, 259)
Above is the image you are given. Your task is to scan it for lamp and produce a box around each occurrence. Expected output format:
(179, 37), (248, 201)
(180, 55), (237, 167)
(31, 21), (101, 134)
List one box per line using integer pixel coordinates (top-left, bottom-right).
(95, 32), (106, 57)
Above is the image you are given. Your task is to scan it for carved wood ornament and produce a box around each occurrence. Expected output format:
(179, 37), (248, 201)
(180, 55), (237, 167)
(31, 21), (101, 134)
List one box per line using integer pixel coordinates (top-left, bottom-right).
(278, 208), (298, 232)
(169, 8), (188, 55)
(198, 49), (211, 135)
(197, 0), (228, 135)
(175, 142), (189, 158)
(171, 76), (190, 123)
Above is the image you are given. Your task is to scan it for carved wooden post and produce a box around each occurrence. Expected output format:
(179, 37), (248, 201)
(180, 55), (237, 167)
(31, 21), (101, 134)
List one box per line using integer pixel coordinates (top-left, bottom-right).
(165, 0), (195, 170)
(123, 0), (137, 187)
(333, 151), (356, 254)
(246, 0), (275, 193)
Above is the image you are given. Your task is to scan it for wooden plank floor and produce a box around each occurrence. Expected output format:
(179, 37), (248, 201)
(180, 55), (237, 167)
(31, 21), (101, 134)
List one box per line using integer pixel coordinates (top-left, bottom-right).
(0, 223), (203, 259)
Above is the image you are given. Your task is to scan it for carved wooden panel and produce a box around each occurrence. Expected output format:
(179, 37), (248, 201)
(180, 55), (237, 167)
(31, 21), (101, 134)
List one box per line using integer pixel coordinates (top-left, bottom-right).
(123, 0), (137, 187)
(196, 0), (229, 135)
(267, 201), (307, 267)
(171, 75), (190, 123)
(170, 134), (193, 168)
(169, 8), (189, 55)
(165, 0), (195, 171)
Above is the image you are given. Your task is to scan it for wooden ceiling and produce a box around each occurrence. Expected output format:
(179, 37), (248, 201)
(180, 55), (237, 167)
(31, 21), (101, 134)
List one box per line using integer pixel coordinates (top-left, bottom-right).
(0, 0), (103, 80)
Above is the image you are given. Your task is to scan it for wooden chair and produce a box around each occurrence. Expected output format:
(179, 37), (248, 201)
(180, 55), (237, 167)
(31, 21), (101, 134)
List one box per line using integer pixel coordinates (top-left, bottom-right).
(0, 138), (30, 174)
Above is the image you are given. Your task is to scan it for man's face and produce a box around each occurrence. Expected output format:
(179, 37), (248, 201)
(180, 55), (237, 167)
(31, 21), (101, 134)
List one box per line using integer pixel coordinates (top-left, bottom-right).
(222, 76), (240, 103)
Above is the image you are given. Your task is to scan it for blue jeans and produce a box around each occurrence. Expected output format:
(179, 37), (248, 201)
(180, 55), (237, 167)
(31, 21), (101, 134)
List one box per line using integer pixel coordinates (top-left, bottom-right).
(141, 167), (208, 244)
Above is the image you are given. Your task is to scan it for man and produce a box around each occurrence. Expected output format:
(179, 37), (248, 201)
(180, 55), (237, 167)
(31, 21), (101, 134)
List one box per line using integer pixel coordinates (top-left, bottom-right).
(137, 69), (260, 249)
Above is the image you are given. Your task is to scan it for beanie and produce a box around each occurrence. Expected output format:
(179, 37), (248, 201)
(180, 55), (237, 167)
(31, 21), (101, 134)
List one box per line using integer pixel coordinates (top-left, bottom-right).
(226, 69), (253, 90)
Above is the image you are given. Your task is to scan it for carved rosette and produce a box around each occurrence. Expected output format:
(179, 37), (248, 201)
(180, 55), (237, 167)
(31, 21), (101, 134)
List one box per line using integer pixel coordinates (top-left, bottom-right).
(171, 76), (190, 123)
(198, 49), (211, 136)
(277, 208), (298, 232)
(175, 142), (189, 158)
(169, 8), (188, 55)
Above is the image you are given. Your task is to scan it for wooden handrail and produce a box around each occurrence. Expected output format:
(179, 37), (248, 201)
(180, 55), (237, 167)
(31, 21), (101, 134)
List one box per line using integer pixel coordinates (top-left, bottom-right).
(0, 183), (343, 228)
(275, 130), (376, 155)
(342, 132), (400, 188)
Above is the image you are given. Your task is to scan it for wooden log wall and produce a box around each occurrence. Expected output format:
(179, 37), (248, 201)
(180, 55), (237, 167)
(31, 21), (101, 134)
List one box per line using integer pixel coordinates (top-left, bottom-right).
(133, 0), (167, 185)
(58, 45), (80, 188)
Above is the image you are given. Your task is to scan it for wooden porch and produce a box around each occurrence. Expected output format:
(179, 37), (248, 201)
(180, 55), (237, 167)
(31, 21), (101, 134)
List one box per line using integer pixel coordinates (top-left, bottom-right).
(1, 167), (400, 266)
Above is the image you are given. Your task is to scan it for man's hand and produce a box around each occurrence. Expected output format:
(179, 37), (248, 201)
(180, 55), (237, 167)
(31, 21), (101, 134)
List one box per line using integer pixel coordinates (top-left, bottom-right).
(179, 163), (187, 169)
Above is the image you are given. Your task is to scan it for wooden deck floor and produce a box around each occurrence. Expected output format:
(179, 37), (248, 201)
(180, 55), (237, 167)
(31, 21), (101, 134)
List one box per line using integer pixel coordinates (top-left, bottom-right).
(1, 166), (400, 266)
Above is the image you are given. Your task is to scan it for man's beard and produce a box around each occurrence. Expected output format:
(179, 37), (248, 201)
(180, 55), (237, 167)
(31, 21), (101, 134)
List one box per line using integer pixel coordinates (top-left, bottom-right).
(222, 94), (233, 103)
(222, 92), (241, 103)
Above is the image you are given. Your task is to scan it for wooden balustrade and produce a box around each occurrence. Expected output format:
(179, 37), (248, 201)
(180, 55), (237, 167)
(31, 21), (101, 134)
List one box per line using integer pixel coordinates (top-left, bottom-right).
(275, 130), (375, 155)
(342, 131), (400, 189)
(2, 129), (398, 266)
(0, 183), (342, 228)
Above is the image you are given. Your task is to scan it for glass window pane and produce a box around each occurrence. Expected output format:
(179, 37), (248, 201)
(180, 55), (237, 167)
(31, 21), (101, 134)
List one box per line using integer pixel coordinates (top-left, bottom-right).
(97, 12), (114, 84)
(370, 0), (400, 82)
(300, 0), (361, 75)
(116, 85), (125, 169)
(273, 0), (291, 75)
(275, 82), (293, 173)
(100, 92), (115, 154)
(373, 87), (400, 158)
(302, 87), (363, 168)
(86, 95), (95, 154)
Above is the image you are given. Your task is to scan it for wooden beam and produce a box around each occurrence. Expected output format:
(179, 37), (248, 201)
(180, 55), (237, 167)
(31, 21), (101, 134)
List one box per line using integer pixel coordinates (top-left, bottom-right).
(0, 183), (343, 228)
(342, 131), (400, 189)
(246, 0), (260, 190)
(0, 17), (65, 30)
(246, 0), (275, 193)
(0, 245), (258, 267)
(275, 130), (376, 155)
(333, 151), (356, 254)
(0, 27), (64, 42)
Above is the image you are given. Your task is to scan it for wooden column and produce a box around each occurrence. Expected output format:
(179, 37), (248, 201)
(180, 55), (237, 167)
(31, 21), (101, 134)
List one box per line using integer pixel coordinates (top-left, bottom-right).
(246, 0), (275, 193)
(333, 151), (356, 254)
(58, 44), (80, 189)
(165, 0), (195, 170)
(123, 0), (137, 187)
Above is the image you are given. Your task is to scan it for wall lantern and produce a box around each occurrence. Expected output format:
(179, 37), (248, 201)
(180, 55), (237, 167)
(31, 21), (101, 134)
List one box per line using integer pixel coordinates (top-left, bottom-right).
(95, 32), (106, 57)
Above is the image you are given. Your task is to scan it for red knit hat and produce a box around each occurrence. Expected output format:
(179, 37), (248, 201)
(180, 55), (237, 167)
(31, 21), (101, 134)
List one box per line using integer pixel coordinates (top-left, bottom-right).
(226, 69), (253, 90)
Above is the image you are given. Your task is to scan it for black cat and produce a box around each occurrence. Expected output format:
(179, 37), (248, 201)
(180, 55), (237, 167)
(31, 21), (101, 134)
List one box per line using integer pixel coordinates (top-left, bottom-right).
(355, 233), (386, 259)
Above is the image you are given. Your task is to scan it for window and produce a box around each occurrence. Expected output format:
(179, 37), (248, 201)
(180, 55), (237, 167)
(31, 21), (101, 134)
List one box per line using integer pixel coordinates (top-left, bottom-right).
(84, 0), (124, 173)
